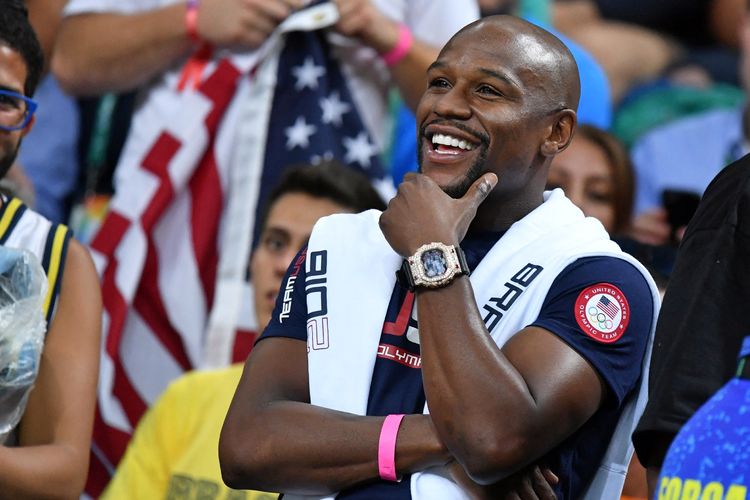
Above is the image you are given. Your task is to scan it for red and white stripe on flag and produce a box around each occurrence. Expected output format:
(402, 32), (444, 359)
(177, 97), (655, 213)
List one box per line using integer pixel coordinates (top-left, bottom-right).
(85, 60), (242, 496)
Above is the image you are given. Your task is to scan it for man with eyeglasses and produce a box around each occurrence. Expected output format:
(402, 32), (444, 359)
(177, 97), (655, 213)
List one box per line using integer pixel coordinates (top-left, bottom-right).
(0, 2), (102, 498)
(0, 81), (37, 172)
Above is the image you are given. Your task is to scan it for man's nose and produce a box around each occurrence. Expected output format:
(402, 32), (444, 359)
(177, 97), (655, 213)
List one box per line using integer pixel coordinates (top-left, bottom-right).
(434, 86), (472, 120)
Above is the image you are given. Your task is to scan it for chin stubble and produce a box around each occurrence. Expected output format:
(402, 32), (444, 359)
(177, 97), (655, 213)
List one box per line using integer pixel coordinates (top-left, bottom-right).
(418, 142), (489, 199)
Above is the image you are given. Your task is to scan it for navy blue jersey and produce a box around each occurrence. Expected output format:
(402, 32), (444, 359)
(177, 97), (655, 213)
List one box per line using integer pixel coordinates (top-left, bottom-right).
(260, 232), (653, 499)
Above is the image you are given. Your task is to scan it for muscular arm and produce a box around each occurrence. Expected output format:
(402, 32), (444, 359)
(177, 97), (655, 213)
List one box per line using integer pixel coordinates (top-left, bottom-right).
(220, 337), (449, 494)
(52, 0), (302, 96)
(380, 173), (607, 485)
(0, 240), (102, 499)
(418, 285), (605, 484)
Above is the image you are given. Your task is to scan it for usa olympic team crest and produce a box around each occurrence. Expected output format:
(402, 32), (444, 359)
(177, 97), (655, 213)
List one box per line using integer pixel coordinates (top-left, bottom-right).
(574, 283), (630, 343)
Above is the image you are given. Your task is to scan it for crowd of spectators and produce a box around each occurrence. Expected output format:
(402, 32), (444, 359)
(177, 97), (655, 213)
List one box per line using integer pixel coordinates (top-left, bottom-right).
(2, 0), (748, 498)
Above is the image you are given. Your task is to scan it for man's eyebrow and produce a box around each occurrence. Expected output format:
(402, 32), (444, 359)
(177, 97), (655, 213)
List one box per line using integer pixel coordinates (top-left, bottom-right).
(478, 68), (521, 89)
(427, 60), (446, 73)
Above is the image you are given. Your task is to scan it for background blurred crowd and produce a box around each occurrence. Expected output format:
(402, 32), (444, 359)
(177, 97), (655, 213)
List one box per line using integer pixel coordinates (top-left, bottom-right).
(6, 0), (750, 498)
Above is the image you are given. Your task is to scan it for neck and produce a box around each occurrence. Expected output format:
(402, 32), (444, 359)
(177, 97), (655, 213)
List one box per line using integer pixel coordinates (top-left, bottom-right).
(470, 190), (544, 233)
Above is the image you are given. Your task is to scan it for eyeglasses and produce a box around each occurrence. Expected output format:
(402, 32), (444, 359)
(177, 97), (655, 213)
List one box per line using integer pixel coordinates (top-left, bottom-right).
(0, 89), (37, 132)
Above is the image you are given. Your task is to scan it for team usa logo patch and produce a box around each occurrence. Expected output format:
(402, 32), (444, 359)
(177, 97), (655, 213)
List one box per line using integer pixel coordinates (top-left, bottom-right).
(574, 283), (630, 343)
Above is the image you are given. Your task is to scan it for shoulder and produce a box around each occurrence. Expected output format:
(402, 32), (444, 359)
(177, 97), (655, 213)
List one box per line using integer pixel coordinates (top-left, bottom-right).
(535, 256), (655, 402)
(59, 239), (100, 303)
(553, 256), (653, 296)
(44, 238), (102, 349)
(546, 255), (656, 334)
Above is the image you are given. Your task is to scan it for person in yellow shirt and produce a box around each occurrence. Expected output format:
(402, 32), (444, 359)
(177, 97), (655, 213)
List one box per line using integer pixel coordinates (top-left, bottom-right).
(101, 161), (386, 499)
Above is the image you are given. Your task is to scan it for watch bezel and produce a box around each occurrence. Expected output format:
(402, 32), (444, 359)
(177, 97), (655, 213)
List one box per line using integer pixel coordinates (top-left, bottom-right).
(408, 242), (464, 289)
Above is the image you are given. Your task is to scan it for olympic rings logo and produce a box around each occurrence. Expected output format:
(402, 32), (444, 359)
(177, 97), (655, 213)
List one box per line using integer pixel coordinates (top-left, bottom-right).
(587, 306), (614, 331)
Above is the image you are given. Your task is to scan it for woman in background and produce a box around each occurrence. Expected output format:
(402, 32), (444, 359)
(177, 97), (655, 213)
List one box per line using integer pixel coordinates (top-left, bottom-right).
(548, 123), (635, 235)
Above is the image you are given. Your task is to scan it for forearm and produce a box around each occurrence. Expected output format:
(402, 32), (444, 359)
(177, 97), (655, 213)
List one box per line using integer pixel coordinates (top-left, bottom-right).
(52, 5), (193, 95)
(386, 39), (438, 112)
(416, 278), (540, 482)
(0, 444), (88, 499)
(221, 401), (448, 494)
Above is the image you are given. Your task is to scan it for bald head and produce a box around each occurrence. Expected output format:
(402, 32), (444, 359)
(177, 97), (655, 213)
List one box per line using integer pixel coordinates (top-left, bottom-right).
(444, 15), (581, 114)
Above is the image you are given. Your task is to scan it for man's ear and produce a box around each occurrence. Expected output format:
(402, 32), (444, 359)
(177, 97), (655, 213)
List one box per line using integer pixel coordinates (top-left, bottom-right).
(540, 109), (576, 157)
(20, 114), (35, 138)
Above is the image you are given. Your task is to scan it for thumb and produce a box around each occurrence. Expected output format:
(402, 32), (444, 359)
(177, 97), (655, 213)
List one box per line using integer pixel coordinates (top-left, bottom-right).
(462, 172), (498, 208)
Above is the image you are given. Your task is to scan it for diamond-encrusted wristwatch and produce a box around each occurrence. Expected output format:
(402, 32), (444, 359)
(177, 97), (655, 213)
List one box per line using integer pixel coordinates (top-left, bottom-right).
(396, 242), (470, 291)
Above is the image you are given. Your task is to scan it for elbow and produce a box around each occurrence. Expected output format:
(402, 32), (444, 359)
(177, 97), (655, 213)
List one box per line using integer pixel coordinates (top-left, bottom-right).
(42, 449), (90, 499)
(61, 446), (90, 499)
(218, 440), (253, 490)
(50, 52), (87, 96)
(51, 47), (112, 97)
(218, 421), (269, 491)
(456, 431), (530, 485)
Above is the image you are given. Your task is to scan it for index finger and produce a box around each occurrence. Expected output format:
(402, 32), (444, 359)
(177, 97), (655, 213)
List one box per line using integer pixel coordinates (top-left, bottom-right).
(530, 465), (558, 500)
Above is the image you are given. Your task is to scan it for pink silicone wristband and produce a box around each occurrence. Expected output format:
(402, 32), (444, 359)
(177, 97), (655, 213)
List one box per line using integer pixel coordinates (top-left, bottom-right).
(382, 25), (413, 67)
(185, 0), (200, 43)
(378, 414), (405, 482)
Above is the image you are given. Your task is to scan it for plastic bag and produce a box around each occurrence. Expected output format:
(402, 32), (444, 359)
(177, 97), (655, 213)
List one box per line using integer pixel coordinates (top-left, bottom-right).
(0, 246), (47, 440)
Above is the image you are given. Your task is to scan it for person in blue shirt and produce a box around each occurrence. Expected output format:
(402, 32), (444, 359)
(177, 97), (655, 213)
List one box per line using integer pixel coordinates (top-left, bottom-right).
(221, 15), (658, 499)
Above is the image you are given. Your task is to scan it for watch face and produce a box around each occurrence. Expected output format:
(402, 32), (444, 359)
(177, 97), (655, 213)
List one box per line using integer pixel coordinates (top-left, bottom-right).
(421, 248), (448, 278)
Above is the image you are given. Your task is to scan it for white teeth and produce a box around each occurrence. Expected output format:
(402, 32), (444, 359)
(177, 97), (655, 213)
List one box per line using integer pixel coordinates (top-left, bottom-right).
(431, 133), (475, 151)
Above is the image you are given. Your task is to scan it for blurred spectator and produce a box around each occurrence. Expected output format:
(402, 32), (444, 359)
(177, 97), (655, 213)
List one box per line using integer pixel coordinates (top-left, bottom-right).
(52, 2), (480, 495)
(0, 2), (101, 497)
(547, 124), (634, 235)
(627, 1), (750, 247)
(552, 0), (746, 104)
(101, 162), (385, 500)
(11, 0), (80, 223)
(577, 0), (743, 84)
(553, 0), (681, 102)
(633, 153), (750, 498)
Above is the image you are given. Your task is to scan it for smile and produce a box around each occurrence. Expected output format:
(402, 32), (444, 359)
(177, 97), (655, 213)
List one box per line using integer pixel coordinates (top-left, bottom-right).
(431, 133), (476, 153)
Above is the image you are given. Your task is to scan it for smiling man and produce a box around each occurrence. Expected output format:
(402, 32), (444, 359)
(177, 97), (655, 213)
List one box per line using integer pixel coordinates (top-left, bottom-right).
(220, 15), (660, 499)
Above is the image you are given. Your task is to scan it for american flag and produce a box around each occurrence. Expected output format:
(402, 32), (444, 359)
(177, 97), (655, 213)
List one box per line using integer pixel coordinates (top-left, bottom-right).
(596, 295), (620, 320)
(84, 3), (389, 495)
(252, 26), (388, 244)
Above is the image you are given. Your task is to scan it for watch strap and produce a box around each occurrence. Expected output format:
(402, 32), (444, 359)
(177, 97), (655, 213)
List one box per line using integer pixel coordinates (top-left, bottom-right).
(396, 259), (417, 291)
